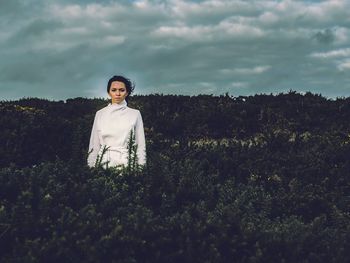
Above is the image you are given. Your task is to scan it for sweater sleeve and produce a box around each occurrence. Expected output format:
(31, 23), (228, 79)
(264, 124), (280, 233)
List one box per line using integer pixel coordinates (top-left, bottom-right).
(87, 111), (101, 167)
(135, 111), (146, 166)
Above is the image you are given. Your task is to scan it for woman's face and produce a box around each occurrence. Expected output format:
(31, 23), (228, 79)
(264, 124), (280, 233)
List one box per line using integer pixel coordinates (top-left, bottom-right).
(109, 81), (128, 104)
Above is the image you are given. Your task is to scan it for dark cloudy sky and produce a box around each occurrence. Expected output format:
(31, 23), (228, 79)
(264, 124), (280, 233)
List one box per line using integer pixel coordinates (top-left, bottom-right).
(1, 0), (350, 101)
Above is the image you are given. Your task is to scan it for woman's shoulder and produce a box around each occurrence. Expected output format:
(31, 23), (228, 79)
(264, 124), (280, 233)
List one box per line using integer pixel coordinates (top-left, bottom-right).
(125, 105), (141, 114)
(125, 107), (143, 119)
(96, 104), (111, 113)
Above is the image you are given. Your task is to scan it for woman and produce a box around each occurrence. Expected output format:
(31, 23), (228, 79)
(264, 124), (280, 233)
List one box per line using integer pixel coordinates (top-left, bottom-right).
(87, 75), (146, 169)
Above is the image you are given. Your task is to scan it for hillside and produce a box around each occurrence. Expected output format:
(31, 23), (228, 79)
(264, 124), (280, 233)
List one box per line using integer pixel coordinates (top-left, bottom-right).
(0, 92), (349, 262)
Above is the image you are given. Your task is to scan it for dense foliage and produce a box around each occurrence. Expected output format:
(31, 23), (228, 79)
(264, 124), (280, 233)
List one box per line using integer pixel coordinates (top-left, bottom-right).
(0, 92), (349, 262)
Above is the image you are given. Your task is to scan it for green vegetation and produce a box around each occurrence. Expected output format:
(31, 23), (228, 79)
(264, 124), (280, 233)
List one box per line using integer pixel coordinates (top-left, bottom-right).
(0, 92), (349, 262)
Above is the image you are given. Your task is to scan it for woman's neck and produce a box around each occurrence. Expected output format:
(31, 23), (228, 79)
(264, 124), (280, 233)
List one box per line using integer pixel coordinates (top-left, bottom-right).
(111, 99), (126, 105)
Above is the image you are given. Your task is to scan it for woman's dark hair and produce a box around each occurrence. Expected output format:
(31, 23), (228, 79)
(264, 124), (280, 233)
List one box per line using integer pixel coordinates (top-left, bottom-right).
(107, 75), (135, 102)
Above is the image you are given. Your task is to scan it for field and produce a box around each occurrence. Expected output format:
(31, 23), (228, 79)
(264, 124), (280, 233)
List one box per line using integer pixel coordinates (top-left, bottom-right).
(0, 92), (349, 262)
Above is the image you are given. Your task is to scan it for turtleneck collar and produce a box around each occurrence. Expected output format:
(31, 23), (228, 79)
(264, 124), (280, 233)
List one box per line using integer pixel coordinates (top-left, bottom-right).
(108, 99), (127, 111)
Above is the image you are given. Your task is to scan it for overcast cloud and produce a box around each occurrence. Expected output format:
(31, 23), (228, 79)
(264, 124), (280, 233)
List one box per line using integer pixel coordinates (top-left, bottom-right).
(1, 0), (350, 100)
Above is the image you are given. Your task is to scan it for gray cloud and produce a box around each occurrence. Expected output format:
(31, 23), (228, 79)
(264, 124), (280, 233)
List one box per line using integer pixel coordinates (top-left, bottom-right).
(314, 28), (335, 44)
(1, 0), (350, 100)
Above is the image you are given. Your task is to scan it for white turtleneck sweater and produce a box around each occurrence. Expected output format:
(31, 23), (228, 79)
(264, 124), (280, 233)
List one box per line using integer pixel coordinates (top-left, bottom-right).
(87, 99), (146, 168)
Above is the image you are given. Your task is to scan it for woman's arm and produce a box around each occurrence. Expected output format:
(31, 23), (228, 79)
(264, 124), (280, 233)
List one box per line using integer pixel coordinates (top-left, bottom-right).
(135, 111), (146, 166)
(87, 112), (101, 167)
